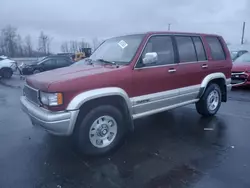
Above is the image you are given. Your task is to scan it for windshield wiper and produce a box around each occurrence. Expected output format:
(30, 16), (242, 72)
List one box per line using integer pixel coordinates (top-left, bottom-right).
(96, 59), (119, 67)
(85, 58), (93, 65)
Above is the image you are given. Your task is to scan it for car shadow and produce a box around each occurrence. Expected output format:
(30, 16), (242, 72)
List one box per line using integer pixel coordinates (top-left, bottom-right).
(39, 107), (229, 188)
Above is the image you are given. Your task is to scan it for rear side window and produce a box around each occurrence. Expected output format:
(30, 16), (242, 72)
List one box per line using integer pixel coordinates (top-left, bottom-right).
(192, 37), (207, 61)
(175, 36), (197, 62)
(205, 36), (226, 60)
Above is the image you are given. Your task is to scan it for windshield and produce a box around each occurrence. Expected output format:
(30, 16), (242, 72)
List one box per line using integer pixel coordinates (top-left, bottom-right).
(230, 51), (238, 60)
(234, 52), (250, 63)
(71, 58), (89, 66)
(88, 34), (145, 65)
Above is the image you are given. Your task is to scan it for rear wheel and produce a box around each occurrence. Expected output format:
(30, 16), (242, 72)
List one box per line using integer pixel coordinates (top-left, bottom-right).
(73, 105), (126, 156)
(196, 83), (222, 117)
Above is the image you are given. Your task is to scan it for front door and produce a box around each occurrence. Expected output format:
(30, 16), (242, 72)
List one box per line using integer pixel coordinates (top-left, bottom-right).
(43, 59), (57, 71)
(131, 35), (180, 118)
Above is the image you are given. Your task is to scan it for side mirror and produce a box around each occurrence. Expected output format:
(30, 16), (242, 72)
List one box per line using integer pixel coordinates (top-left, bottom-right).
(142, 52), (158, 65)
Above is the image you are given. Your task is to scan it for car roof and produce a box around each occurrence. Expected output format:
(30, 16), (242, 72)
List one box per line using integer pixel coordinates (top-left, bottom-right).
(115, 31), (221, 38)
(144, 31), (220, 37)
(45, 55), (71, 59)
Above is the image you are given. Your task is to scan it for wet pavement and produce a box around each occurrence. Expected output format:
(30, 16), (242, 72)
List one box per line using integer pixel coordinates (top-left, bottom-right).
(1, 81), (250, 188)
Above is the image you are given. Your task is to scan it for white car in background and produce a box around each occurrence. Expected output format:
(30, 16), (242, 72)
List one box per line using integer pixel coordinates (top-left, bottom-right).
(0, 56), (16, 79)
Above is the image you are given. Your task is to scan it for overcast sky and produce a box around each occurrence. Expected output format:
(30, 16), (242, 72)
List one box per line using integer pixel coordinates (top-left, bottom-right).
(1, 0), (249, 52)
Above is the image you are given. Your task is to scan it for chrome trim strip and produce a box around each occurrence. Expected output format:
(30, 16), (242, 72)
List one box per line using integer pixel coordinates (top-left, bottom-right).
(130, 88), (179, 106)
(231, 72), (245, 75)
(131, 85), (200, 117)
(132, 99), (199, 119)
(179, 84), (200, 94)
(134, 63), (177, 70)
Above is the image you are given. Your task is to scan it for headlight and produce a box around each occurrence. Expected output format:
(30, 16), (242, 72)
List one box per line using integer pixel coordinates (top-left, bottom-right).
(39, 91), (63, 106)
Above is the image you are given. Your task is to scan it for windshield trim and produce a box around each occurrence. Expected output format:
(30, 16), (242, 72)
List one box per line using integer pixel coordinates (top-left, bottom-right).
(234, 53), (250, 63)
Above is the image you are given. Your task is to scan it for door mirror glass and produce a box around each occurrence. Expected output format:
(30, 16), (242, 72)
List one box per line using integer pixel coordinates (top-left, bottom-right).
(142, 52), (158, 65)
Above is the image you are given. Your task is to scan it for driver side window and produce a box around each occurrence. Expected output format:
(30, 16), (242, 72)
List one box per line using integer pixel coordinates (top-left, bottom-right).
(139, 35), (175, 67)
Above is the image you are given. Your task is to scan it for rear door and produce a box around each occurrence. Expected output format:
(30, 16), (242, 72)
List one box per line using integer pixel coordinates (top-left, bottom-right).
(131, 35), (180, 117)
(57, 58), (72, 68)
(174, 35), (208, 103)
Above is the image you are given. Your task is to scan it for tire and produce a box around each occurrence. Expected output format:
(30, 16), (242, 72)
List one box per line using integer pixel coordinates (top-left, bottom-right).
(73, 105), (126, 156)
(33, 69), (40, 74)
(195, 83), (222, 117)
(2, 68), (13, 79)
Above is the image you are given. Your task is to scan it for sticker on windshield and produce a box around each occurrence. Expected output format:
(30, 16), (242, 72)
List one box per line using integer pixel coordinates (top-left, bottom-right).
(118, 40), (128, 49)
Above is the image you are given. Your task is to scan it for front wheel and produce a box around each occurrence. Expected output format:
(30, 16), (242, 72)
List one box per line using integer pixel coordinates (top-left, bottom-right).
(196, 84), (222, 117)
(2, 68), (13, 79)
(73, 105), (126, 156)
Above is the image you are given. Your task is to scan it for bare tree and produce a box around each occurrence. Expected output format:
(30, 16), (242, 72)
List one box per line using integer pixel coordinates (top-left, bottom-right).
(24, 35), (33, 57)
(78, 39), (90, 50)
(61, 41), (69, 53)
(69, 40), (78, 53)
(92, 37), (101, 50)
(38, 31), (52, 55)
(0, 35), (5, 55)
(16, 34), (24, 56)
(1, 25), (18, 57)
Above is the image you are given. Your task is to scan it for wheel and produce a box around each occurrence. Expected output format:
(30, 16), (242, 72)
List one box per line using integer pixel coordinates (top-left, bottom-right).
(195, 83), (221, 117)
(2, 69), (13, 79)
(73, 105), (126, 156)
(33, 69), (40, 74)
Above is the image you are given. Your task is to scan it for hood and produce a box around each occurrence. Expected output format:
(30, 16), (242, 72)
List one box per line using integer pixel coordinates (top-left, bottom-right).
(232, 62), (250, 72)
(26, 64), (123, 90)
(0, 59), (15, 67)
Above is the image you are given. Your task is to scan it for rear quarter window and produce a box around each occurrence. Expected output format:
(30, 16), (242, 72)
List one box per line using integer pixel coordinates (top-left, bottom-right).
(205, 36), (226, 60)
(192, 36), (207, 61)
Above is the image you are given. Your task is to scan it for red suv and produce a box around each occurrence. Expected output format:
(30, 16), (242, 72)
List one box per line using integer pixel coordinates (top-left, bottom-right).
(21, 32), (232, 155)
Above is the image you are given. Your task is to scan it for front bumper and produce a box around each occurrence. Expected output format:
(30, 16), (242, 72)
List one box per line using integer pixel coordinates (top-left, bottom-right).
(231, 72), (250, 87)
(21, 67), (34, 75)
(20, 96), (79, 136)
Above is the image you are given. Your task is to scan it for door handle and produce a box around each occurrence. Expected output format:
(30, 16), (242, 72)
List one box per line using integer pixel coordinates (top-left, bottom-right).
(168, 68), (176, 73)
(202, 64), (208, 68)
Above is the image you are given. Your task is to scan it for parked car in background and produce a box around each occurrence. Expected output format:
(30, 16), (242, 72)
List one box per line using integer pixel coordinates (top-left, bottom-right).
(21, 55), (74, 75)
(231, 52), (250, 87)
(230, 50), (248, 61)
(0, 56), (16, 78)
(21, 31), (232, 156)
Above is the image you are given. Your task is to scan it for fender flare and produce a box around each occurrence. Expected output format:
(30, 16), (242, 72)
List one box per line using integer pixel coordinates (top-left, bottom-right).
(200, 72), (227, 88)
(66, 87), (133, 115)
(198, 72), (227, 98)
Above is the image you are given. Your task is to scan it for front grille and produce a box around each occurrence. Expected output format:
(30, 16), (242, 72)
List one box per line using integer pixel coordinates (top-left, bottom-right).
(23, 85), (39, 104)
(232, 71), (244, 74)
(231, 72), (248, 85)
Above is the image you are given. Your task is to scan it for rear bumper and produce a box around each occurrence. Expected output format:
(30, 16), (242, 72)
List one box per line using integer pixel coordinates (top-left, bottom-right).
(20, 96), (79, 136)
